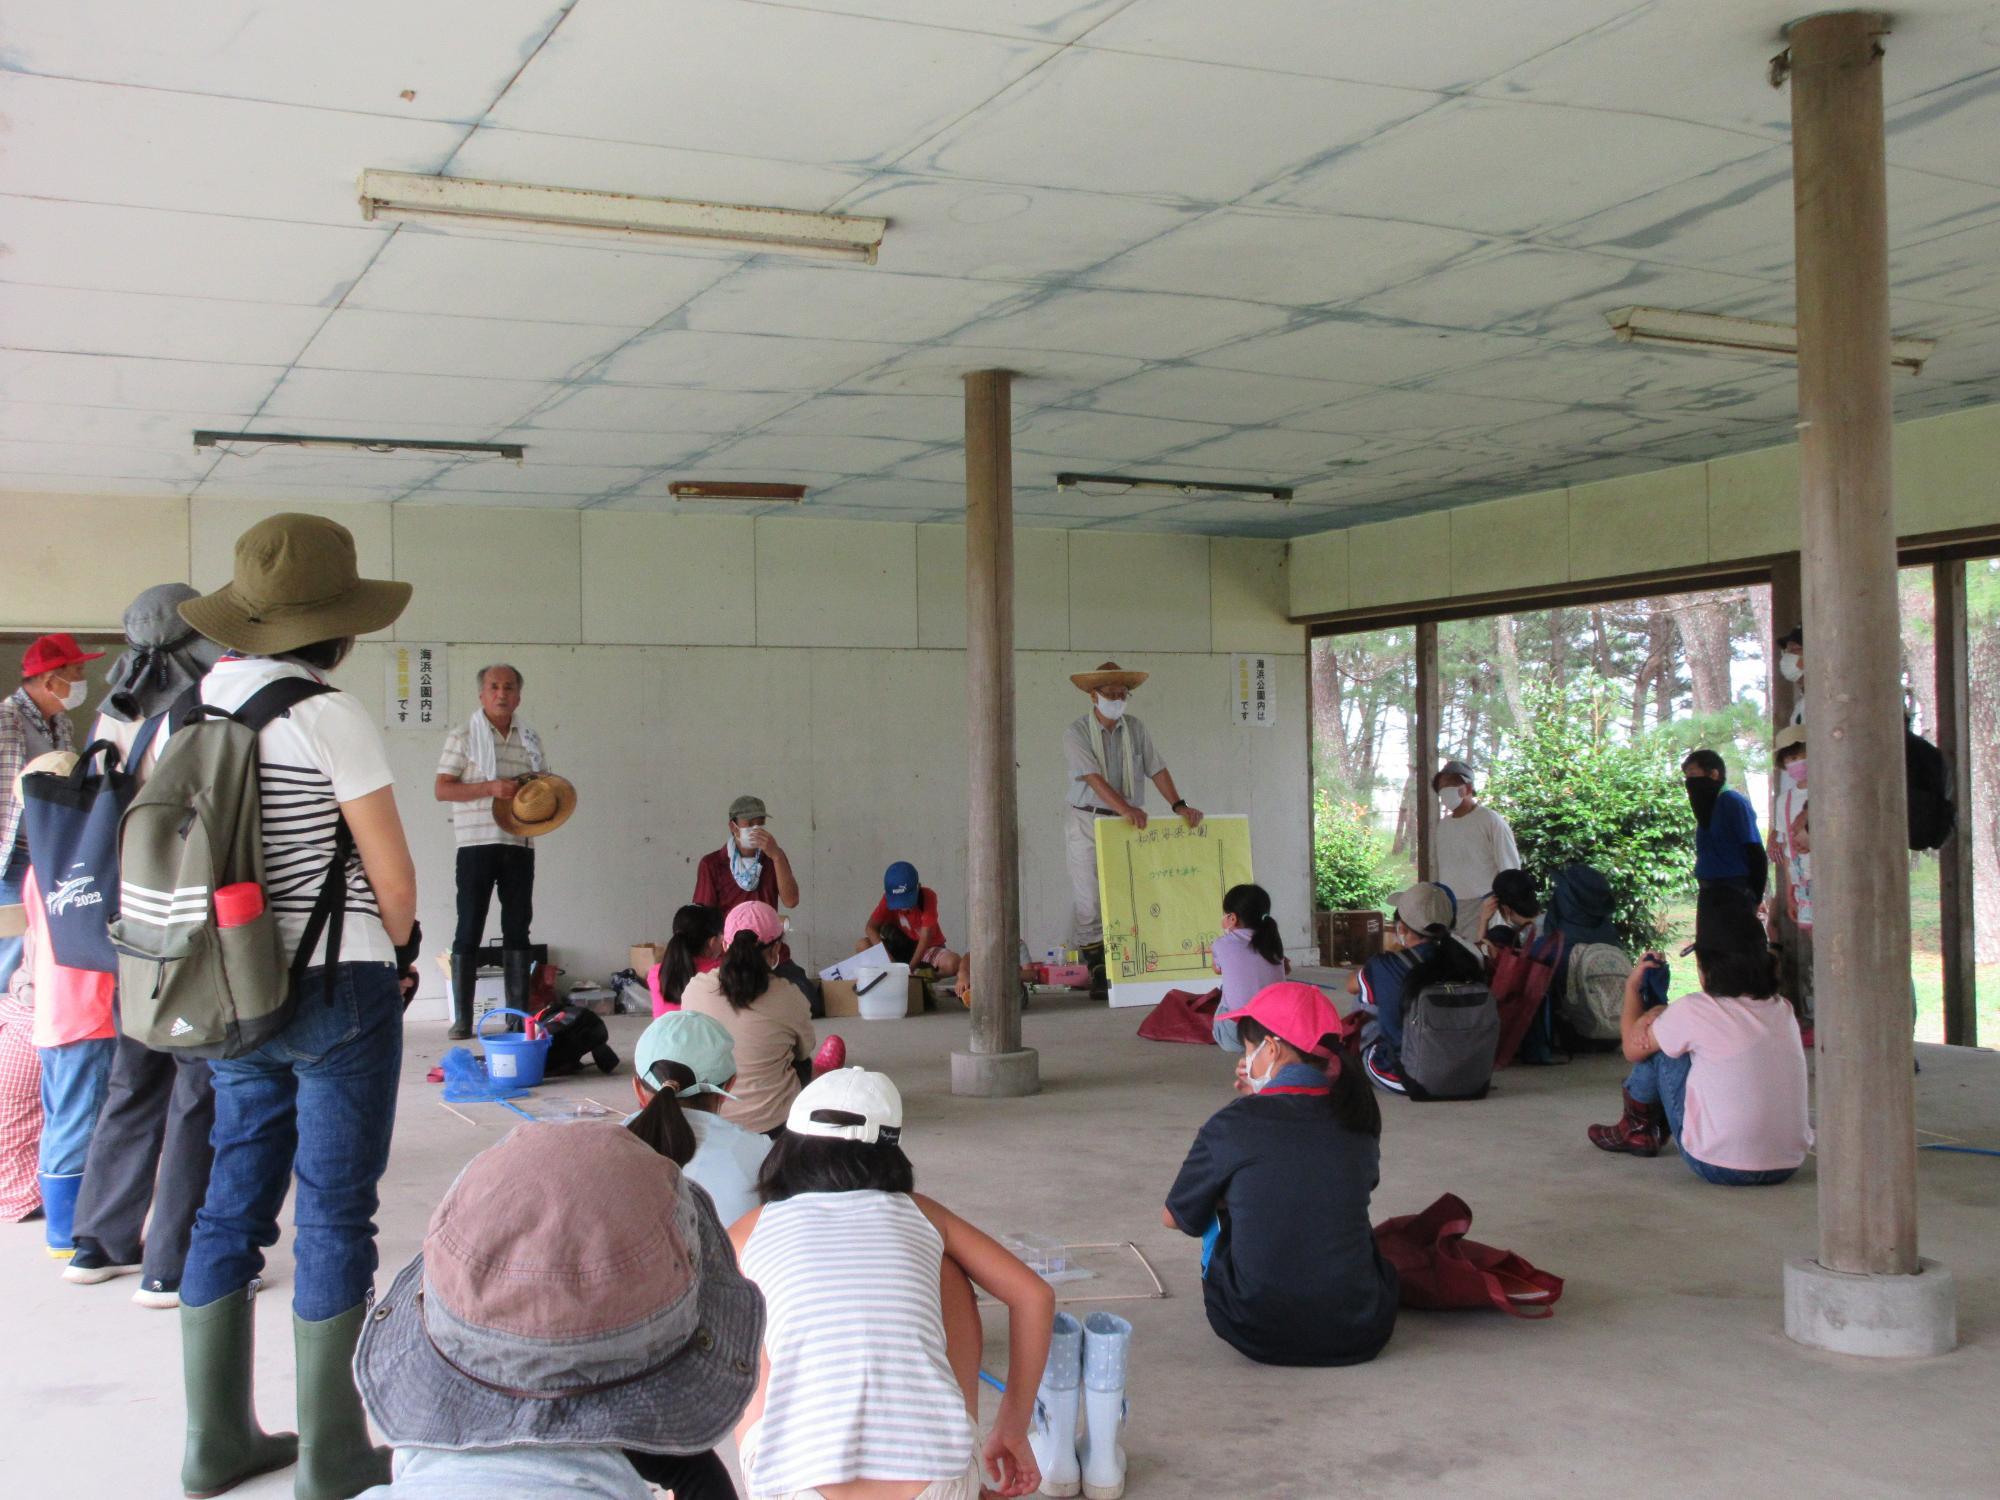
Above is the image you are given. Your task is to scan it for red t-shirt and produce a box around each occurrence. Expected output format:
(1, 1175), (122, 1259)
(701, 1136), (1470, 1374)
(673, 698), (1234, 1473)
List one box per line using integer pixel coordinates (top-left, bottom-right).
(868, 886), (947, 951)
(692, 848), (790, 961)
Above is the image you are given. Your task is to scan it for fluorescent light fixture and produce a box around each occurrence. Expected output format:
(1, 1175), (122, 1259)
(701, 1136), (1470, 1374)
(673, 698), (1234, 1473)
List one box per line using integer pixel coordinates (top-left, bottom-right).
(1606, 306), (1935, 374)
(193, 431), (523, 460)
(668, 481), (808, 503)
(1055, 472), (1294, 502)
(359, 170), (886, 264)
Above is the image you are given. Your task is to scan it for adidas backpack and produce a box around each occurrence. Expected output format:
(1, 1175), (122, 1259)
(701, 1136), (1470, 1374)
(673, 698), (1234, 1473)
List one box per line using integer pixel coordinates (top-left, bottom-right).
(109, 677), (349, 1058)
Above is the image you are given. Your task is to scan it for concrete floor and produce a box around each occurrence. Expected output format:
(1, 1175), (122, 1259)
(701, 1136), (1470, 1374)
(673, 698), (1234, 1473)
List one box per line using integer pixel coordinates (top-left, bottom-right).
(8, 989), (1997, 1499)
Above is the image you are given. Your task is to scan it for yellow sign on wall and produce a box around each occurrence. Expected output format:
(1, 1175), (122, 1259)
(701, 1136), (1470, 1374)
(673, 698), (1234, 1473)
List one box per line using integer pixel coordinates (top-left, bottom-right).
(1094, 815), (1254, 990)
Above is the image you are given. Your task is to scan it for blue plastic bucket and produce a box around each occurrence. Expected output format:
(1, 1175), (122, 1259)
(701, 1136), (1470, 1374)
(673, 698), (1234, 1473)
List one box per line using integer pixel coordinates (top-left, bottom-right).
(478, 1008), (551, 1088)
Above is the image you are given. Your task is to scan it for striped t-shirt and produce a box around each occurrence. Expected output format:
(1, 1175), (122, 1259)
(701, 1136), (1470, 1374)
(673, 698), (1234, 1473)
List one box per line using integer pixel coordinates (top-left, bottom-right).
(198, 657), (395, 968)
(740, 1191), (976, 1495)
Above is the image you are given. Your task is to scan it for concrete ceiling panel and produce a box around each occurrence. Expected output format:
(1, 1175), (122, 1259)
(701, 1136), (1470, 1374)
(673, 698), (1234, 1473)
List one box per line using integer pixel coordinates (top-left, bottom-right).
(676, 263), (1027, 343)
(296, 309), (643, 382)
(947, 288), (1290, 361)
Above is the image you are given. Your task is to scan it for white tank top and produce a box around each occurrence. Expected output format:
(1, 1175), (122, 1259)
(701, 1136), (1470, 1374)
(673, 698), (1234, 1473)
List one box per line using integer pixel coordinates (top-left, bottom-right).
(740, 1191), (976, 1494)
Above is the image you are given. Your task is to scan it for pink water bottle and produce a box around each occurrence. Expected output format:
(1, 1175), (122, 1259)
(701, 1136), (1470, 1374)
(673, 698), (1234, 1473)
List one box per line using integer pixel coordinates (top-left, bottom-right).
(213, 883), (265, 928)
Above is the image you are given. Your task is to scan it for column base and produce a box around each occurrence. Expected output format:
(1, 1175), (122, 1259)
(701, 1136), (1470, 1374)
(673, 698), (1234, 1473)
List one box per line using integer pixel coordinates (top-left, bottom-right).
(1784, 1256), (1956, 1358)
(951, 1048), (1040, 1098)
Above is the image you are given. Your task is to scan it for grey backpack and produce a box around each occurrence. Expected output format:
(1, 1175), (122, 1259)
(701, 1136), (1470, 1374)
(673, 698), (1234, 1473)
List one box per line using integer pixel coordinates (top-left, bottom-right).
(1401, 975), (1500, 1102)
(1559, 943), (1631, 1042)
(109, 678), (347, 1058)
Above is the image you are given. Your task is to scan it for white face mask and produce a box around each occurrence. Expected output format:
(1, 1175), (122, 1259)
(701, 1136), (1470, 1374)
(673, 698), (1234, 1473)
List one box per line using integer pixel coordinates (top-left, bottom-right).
(1439, 785), (1465, 812)
(736, 827), (759, 852)
(1244, 1038), (1278, 1093)
(57, 677), (87, 711)
(1778, 651), (1804, 684)
(1094, 695), (1127, 723)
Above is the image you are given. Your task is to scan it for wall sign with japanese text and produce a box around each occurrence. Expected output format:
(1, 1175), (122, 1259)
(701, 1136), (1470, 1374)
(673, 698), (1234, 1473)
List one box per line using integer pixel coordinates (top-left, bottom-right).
(1232, 654), (1275, 728)
(385, 643), (447, 731)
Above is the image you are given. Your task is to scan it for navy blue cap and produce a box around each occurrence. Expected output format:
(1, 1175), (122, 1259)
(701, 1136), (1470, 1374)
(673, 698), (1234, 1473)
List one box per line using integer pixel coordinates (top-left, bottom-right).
(884, 861), (920, 910)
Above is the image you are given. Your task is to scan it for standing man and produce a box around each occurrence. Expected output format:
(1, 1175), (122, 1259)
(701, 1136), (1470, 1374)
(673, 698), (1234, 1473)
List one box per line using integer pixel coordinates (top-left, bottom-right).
(1683, 749), (1766, 913)
(435, 664), (549, 1039)
(1065, 662), (1202, 998)
(1432, 759), (1520, 942)
(0, 634), (103, 991)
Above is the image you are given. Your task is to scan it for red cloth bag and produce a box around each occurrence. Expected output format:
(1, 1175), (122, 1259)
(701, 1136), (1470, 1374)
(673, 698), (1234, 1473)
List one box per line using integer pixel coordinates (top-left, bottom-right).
(1136, 988), (1221, 1045)
(1486, 930), (1565, 1068)
(1373, 1193), (1563, 1318)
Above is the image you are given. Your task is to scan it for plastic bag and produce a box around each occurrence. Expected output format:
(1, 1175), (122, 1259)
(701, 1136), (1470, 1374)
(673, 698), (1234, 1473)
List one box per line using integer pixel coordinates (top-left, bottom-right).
(439, 1045), (531, 1103)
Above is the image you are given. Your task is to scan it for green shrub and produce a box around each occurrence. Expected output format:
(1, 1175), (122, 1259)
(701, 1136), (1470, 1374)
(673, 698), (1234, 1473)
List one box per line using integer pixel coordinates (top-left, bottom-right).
(1485, 680), (1695, 950)
(1313, 790), (1400, 913)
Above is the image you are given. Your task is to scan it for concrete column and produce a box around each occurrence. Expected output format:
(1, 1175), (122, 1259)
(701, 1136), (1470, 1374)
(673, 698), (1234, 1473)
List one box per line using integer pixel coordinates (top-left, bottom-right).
(1934, 559), (1977, 1048)
(1413, 621), (1440, 883)
(1780, 11), (1953, 1357)
(952, 369), (1038, 1099)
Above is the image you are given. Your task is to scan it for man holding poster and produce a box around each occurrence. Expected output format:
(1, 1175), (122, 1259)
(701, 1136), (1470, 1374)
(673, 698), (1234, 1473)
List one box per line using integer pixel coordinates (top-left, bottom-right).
(1064, 661), (1202, 998)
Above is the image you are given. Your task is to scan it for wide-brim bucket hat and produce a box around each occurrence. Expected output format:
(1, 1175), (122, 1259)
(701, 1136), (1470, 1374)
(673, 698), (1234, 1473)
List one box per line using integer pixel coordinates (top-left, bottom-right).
(1071, 660), (1148, 693)
(180, 512), (410, 656)
(356, 1122), (764, 1454)
(493, 774), (579, 838)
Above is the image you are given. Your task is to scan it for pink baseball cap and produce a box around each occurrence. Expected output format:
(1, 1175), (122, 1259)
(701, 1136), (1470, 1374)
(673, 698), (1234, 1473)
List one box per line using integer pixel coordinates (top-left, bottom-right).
(1219, 981), (1353, 1057)
(723, 900), (785, 947)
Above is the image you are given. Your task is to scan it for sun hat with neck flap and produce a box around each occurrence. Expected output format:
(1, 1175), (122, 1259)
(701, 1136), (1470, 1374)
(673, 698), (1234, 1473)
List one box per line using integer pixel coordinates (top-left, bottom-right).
(179, 512), (411, 657)
(355, 1121), (763, 1453)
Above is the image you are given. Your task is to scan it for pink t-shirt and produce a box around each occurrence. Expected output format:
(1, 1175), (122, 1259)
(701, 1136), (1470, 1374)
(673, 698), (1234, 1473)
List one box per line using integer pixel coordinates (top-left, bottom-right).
(1653, 991), (1811, 1171)
(21, 870), (117, 1049)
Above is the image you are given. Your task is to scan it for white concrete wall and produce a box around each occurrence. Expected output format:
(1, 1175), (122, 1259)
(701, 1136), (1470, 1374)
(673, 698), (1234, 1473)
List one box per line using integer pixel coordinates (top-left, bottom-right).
(0, 496), (1309, 994)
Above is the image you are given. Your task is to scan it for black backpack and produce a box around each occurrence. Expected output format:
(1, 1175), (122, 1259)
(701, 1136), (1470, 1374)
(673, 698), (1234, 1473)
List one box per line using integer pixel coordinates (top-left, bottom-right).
(1905, 728), (1955, 851)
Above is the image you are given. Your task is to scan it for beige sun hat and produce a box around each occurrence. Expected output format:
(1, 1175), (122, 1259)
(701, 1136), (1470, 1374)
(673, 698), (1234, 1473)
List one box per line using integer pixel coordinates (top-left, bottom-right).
(493, 773), (579, 838)
(14, 749), (79, 804)
(1070, 660), (1149, 693)
(180, 513), (411, 656)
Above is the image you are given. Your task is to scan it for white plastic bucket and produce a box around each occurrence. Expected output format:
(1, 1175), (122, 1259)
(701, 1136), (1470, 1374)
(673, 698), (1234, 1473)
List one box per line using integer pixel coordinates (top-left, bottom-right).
(853, 963), (912, 1020)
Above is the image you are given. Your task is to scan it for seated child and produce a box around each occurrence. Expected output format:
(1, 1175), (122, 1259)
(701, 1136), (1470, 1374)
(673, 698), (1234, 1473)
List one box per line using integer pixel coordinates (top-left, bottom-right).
(1164, 982), (1398, 1367)
(729, 1069), (1053, 1500)
(1350, 883), (1484, 1095)
(651, 903), (724, 1016)
(353, 1122), (760, 1500)
(1479, 868), (1545, 956)
(628, 1010), (772, 1228)
(864, 861), (960, 976)
(1587, 900), (1809, 1185)
(1211, 883), (1288, 1051)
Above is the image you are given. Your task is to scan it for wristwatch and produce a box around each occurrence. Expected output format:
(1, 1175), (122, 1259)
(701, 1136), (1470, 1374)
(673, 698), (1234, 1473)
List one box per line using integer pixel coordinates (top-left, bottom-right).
(1172, 799), (1189, 813)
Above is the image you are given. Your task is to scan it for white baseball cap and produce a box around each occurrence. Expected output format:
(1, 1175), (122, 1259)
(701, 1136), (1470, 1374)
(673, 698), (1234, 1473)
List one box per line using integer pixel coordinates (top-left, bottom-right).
(786, 1068), (903, 1146)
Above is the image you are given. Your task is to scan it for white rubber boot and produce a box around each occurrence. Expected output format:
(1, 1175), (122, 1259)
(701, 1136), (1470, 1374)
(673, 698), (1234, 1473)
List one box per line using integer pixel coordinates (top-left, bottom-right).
(1030, 1311), (1083, 1498)
(1079, 1312), (1131, 1500)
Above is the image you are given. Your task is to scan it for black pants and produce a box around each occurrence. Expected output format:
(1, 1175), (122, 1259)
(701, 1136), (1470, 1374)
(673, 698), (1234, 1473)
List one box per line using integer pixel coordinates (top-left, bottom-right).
(454, 844), (535, 952)
(70, 1029), (215, 1283)
(623, 1449), (734, 1500)
(773, 956), (823, 1020)
(1697, 875), (1763, 912)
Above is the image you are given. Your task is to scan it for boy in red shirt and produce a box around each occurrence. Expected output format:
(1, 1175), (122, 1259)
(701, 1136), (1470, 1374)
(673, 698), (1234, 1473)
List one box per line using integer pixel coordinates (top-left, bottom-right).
(863, 862), (959, 977)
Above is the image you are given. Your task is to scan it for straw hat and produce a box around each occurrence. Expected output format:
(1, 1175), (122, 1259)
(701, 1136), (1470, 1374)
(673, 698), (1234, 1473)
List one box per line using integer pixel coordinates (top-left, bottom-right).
(493, 773), (578, 838)
(1070, 660), (1148, 693)
(180, 513), (411, 656)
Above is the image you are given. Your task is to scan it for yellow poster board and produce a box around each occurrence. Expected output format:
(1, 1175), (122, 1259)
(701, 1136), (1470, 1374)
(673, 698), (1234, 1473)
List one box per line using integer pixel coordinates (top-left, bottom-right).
(1094, 815), (1253, 1005)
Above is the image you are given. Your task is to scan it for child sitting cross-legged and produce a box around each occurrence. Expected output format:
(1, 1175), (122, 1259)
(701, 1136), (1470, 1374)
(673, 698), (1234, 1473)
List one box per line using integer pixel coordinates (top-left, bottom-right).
(1587, 897), (1810, 1185)
(1165, 982), (1399, 1367)
(627, 1010), (772, 1228)
(729, 1068), (1053, 1500)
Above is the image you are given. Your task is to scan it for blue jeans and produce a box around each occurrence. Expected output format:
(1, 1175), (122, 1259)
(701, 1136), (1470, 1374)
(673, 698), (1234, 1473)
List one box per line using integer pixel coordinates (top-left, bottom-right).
(181, 963), (403, 1321)
(1625, 1051), (1796, 1187)
(0, 855), (25, 995)
(37, 1036), (115, 1175)
(1212, 1016), (1241, 1051)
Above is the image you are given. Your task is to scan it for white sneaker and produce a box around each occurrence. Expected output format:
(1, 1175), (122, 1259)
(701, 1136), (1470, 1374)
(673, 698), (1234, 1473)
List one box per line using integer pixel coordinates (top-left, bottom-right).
(132, 1277), (180, 1309)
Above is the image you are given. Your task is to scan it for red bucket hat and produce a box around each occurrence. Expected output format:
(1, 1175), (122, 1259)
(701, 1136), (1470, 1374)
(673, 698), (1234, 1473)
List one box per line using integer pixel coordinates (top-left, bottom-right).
(21, 633), (106, 677)
(1219, 981), (1355, 1057)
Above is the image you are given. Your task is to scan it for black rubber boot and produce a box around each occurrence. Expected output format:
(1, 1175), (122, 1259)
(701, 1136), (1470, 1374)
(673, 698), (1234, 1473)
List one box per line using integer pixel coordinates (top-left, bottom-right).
(180, 1288), (298, 1498)
(502, 949), (535, 1032)
(1082, 942), (1109, 1000)
(293, 1304), (391, 1500)
(448, 952), (476, 1040)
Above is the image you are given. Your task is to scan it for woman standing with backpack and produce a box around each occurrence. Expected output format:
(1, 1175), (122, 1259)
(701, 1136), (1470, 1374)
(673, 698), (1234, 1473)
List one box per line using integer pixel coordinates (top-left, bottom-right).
(171, 514), (421, 1500)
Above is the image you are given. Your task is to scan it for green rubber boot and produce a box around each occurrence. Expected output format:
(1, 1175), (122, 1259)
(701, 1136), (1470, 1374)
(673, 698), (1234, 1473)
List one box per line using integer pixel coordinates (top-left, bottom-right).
(180, 1288), (299, 1498)
(293, 1304), (391, 1500)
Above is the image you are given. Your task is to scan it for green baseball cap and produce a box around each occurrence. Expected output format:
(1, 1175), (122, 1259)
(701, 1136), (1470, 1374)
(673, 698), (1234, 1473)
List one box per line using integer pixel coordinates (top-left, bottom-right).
(635, 1012), (738, 1097)
(728, 794), (768, 822)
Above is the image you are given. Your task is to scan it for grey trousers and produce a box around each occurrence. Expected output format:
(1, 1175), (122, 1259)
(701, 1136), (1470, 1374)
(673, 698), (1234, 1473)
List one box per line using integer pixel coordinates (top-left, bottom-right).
(70, 1029), (215, 1282)
(1067, 805), (1108, 947)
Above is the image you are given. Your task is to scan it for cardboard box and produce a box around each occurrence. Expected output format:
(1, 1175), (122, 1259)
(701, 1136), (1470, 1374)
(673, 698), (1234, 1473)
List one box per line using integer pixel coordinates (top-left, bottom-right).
(1315, 909), (1384, 967)
(822, 975), (925, 1018)
(630, 943), (666, 973)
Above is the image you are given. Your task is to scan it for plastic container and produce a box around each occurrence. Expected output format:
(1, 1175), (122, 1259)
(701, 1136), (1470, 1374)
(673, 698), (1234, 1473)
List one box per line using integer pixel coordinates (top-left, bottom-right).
(1000, 1232), (1070, 1278)
(478, 1008), (551, 1087)
(854, 963), (913, 1021)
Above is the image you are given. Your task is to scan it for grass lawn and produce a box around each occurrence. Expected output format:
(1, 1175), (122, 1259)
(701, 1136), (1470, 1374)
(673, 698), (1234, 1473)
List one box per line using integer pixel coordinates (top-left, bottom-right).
(1661, 856), (1997, 1047)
